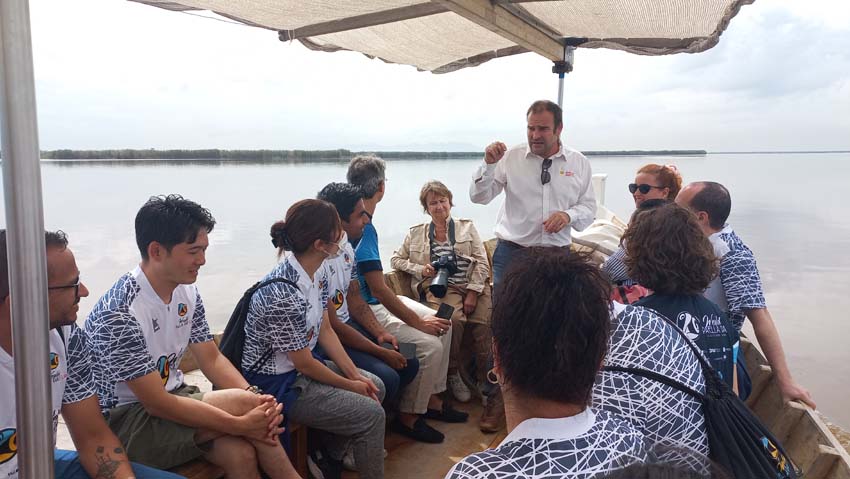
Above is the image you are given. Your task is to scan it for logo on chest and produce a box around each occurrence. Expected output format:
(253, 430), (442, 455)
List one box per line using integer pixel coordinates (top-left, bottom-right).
(176, 303), (190, 328)
(50, 352), (63, 383)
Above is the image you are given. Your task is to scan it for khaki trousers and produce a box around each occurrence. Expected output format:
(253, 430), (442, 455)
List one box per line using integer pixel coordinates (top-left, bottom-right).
(426, 284), (492, 384)
(369, 296), (450, 414)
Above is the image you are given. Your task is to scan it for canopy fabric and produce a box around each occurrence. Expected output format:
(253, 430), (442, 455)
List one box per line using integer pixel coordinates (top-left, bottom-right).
(132, 0), (754, 73)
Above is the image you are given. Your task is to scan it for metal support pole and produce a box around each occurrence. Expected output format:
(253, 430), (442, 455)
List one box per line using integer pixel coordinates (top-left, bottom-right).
(552, 45), (576, 108)
(0, 1), (55, 478)
(557, 72), (565, 108)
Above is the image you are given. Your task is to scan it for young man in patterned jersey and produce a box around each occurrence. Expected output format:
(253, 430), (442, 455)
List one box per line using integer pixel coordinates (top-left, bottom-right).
(85, 195), (299, 478)
(676, 181), (815, 409)
(317, 182), (420, 408)
(0, 230), (180, 479)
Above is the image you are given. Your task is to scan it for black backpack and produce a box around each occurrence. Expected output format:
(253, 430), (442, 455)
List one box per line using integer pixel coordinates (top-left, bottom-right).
(219, 277), (297, 377)
(604, 314), (800, 479)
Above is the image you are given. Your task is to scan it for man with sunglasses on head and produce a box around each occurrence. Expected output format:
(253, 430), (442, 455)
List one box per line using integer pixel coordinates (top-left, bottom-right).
(0, 229), (182, 478)
(470, 100), (597, 287)
(469, 100), (596, 433)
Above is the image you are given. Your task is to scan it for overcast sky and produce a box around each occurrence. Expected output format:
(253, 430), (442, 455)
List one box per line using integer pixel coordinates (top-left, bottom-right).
(26, 0), (850, 152)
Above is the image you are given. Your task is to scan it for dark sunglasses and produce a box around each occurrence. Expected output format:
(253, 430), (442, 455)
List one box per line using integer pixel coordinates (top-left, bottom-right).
(48, 277), (81, 303)
(541, 158), (553, 185)
(628, 183), (665, 195)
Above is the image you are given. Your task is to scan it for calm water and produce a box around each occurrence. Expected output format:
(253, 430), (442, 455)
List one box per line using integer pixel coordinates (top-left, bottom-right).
(2, 153), (849, 427)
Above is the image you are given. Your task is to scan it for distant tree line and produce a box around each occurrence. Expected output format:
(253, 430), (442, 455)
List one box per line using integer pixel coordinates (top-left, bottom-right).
(0, 148), (708, 161)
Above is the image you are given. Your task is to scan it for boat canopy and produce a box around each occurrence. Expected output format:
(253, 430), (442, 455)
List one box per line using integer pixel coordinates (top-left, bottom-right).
(132, 0), (755, 73)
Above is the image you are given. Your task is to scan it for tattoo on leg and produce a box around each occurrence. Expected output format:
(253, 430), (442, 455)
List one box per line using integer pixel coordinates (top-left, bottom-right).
(93, 445), (124, 479)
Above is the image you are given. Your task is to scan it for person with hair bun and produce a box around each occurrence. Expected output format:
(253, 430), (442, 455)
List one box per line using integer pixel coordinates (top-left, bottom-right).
(243, 199), (387, 479)
(602, 162), (682, 288)
(630, 163), (682, 207)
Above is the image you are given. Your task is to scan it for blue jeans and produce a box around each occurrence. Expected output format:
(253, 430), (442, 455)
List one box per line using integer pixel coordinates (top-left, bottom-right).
(491, 240), (527, 291)
(346, 321), (420, 404)
(317, 321), (420, 405)
(54, 449), (184, 478)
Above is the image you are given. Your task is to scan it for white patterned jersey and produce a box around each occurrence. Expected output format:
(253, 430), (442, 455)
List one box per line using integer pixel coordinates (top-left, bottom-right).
(321, 242), (357, 324)
(85, 266), (213, 410)
(593, 303), (709, 471)
(0, 324), (95, 478)
(445, 409), (645, 479)
(242, 255), (329, 375)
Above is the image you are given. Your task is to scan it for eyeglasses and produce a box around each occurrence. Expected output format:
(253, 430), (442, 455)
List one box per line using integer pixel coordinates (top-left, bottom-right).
(628, 183), (666, 195)
(541, 158), (553, 185)
(48, 277), (81, 303)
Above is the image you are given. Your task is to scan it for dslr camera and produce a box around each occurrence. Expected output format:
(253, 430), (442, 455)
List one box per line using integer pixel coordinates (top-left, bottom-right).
(428, 254), (459, 298)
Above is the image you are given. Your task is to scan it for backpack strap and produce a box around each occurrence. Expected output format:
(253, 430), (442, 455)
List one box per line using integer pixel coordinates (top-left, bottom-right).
(602, 365), (705, 402)
(243, 277), (298, 377)
(608, 305), (728, 397)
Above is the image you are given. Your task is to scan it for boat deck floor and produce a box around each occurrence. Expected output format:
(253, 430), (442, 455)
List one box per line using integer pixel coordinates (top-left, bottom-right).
(348, 400), (506, 479)
(56, 371), (506, 478)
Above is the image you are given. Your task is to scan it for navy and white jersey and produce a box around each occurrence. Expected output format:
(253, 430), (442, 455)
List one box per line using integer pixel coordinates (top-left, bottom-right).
(635, 293), (739, 388)
(243, 255), (330, 375)
(716, 226), (766, 331)
(322, 242), (357, 324)
(601, 244), (634, 286)
(445, 409), (645, 479)
(593, 303), (709, 471)
(85, 266), (213, 411)
(0, 325), (95, 478)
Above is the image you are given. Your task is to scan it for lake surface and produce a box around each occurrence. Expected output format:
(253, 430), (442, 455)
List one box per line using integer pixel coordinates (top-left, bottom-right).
(2, 152), (849, 428)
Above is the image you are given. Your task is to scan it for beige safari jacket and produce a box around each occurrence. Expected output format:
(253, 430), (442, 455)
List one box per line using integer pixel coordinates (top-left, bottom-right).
(391, 217), (490, 296)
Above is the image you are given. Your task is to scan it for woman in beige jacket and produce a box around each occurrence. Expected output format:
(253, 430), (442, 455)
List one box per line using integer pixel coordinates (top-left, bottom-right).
(391, 181), (494, 422)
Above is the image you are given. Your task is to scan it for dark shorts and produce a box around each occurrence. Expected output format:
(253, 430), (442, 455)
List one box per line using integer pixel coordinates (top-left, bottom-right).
(106, 384), (208, 470)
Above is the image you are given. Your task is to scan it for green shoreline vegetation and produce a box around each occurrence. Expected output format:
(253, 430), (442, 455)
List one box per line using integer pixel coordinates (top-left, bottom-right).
(23, 148), (708, 162)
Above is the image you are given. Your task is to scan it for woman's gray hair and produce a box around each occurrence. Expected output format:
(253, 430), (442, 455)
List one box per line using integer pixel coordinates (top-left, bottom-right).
(346, 155), (386, 199)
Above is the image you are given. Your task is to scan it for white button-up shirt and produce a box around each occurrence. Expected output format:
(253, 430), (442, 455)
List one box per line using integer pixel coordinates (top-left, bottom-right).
(469, 143), (596, 247)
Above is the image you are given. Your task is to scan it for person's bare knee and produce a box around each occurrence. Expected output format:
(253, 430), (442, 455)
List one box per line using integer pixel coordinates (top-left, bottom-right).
(205, 435), (260, 478)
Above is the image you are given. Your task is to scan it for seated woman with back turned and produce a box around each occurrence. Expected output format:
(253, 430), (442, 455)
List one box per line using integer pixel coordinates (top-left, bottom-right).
(241, 199), (386, 479)
(391, 180), (498, 429)
(625, 203), (739, 390)
(446, 248), (645, 479)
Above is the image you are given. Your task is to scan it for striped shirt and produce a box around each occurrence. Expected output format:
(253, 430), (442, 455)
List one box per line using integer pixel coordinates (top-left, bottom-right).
(431, 240), (471, 286)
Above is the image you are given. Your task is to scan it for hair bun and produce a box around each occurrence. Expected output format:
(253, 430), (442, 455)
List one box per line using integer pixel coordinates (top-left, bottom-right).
(270, 221), (293, 250)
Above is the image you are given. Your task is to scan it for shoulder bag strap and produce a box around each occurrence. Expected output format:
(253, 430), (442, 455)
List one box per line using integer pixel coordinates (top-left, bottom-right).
(245, 277), (298, 377)
(602, 364), (705, 402)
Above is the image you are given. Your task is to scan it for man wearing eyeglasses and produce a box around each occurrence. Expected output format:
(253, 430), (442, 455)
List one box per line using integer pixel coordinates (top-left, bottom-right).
(0, 230), (182, 478)
(470, 100), (597, 287)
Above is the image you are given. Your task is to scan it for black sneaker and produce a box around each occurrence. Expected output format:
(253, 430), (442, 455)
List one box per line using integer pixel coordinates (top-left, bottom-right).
(424, 404), (469, 423)
(393, 417), (445, 443)
(307, 448), (342, 479)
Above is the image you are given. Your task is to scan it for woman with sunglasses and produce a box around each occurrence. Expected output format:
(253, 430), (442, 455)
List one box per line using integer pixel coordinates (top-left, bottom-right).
(603, 164), (683, 291)
(242, 199), (387, 479)
(629, 163), (682, 207)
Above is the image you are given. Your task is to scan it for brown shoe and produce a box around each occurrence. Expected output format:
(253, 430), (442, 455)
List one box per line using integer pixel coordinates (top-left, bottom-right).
(479, 389), (506, 433)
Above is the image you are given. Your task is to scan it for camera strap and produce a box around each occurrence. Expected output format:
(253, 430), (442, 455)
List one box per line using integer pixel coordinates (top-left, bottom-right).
(428, 218), (456, 258)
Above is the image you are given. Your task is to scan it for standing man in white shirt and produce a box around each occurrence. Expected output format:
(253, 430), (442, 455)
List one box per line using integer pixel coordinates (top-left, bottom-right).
(470, 100), (597, 286)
